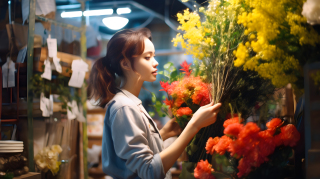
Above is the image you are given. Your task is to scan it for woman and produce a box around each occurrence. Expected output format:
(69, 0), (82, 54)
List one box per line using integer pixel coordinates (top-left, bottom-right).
(88, 28), (221, 179)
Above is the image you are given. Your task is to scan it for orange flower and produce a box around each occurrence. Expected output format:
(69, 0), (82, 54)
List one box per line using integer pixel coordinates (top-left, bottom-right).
(176, 107), (193, 117)
(215, 136), (232, 155)
(266, 118), (282, 129)
(168, 81), (179, 95)
(194, 160), (215, 179)
(205, 137), (220, 155)
(238, 122), (260, 139)
(224, 123), (243, 137)
(279, 124), (300, 147)
(223, 117), (241, 128)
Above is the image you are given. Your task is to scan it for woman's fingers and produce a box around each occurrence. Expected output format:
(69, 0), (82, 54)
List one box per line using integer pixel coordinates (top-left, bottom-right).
(203, 100), (215, 108)
(210, 103), (222, 111)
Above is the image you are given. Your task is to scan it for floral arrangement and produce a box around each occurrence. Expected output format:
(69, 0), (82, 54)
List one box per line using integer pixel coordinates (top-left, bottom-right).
(196, 117), (300, 178)
(34, 145), (63, 175)
(159, 61), (211, 128)
(232, 0), (320, 97)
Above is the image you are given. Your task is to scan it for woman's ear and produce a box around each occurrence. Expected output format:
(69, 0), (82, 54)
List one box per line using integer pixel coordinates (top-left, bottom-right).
(120, 59), (131, 71)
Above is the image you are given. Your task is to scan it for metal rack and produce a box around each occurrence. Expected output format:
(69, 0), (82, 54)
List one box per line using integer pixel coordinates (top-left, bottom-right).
(26, 1), (88, 178)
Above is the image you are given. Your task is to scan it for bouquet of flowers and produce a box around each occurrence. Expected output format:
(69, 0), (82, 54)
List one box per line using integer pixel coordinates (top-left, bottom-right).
(34, 145), (63, 176)
(194, 117), (300, 179)
(159, 61), (211, 128)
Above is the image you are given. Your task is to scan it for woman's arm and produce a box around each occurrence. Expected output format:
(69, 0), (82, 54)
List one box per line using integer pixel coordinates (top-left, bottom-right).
(159, 102), (221, 173)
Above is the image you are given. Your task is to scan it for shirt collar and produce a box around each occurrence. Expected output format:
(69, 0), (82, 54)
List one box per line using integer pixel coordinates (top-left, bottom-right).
(119, 88), (142, 106)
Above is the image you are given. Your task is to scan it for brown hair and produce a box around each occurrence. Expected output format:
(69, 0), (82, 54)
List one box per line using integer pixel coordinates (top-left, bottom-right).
(87, 28), (152, 107)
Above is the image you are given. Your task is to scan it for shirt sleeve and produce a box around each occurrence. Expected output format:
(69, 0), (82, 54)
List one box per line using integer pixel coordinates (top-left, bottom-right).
(110, 106), (165, 179)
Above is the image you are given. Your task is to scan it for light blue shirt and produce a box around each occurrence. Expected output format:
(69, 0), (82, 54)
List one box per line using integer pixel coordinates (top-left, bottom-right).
(102, 89), (172, 179)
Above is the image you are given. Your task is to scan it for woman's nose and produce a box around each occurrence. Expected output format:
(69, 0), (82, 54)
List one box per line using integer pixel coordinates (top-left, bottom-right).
(153, 58), (159, 67)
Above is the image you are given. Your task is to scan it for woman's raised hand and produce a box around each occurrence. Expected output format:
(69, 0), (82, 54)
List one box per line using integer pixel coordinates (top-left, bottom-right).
(189, 101), (221, 131)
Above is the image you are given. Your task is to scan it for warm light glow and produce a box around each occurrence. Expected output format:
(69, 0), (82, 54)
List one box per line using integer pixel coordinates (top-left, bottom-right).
(117, 7), (131, 15)
(102, 17), (129, 30)
(61, 9), (113, 18)
(83, 9), (113, 16)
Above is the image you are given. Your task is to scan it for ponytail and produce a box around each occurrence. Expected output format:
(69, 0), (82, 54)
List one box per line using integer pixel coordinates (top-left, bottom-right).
(87, 57), (117, 107)
(87, 28), (152, 107)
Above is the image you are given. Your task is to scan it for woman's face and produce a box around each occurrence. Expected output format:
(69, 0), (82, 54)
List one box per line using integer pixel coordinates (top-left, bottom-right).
(133, 37), (158, 82)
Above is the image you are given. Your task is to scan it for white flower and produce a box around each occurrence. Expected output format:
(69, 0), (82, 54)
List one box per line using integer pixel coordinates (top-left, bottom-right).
(302, 0), (320, 25)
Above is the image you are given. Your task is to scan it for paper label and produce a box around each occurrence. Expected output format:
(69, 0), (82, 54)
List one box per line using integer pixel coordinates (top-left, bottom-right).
(67, 100), (79, 120)
(40, 93), (50, 117)
(53, 56), (62, 73)
(68, 59), (88, 88)
(77, 105), (86, 122)
(41, 58), (52, 80)
(2, 57), (15, 88)
(47, 35), (57, 58)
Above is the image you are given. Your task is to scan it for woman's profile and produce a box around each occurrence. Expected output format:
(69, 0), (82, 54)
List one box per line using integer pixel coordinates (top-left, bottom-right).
(87, 28), (221, 179)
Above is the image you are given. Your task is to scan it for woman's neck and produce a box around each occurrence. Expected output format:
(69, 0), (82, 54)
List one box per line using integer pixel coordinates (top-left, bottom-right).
(120, 79), (143, 97)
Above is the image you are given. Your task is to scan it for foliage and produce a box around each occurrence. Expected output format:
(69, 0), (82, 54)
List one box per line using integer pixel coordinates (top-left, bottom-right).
(30, 72), (82, 111)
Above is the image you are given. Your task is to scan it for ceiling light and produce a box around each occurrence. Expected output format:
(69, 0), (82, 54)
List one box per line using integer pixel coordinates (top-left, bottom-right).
(61, 11), (82, 18)
(61, 9), (113, 18)
(102, 17), (129, 30)
(83, 9), (113, 16)
(117, 7), (131, 15)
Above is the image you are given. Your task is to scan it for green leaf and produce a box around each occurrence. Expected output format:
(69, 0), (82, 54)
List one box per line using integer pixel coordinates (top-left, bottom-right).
(158, 71), (164, 75)
(179, 162), (196, 179)
(170, 70), (178, 82)
(164, 62), (173, 70)
(149, 111), (155, 117)
(151, 92), (156, 103)
(164, 71), (170, 78)
(211, 171), (231, 179)
(155, 101), (162, 108)
(169, 65), (176, 72)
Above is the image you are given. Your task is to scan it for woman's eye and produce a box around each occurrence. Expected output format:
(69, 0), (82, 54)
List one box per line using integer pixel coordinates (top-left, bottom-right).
(145, 57), (151, 60)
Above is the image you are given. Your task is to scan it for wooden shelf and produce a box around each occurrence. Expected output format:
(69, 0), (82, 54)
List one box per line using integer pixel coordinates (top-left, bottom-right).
(13, 172), (41, 179)
(87, 108), (106, 114)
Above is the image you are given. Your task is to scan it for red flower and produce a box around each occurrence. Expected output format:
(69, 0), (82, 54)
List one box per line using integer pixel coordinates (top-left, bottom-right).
(266, 118), (282, 129)
(159, 81), (170, 93)
(215, 136), (232, 155)
(163, 98), (172, 108)
(279, 124), (300, 147)
(224, 123), (243, 137)
(205, 137), (220, 155)
(194, 160), (215, 179)
(180, 61), (192, 77)
(176, 107), (193, 117)
(223, 117), (241, 128)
